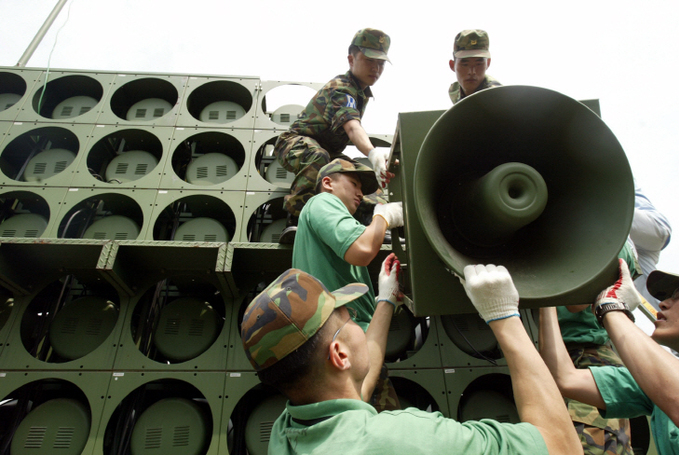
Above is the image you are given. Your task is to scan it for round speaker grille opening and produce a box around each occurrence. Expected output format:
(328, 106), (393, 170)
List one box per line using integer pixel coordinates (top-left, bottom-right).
(264, 159), (294, 187)
(0, 213), (48, 238)
(22, 148), (76, 182)
(48, 296), (119, 360)
(0, 92), (22, 112)
(186, 153), (238, 185)
(174, 217), (229, 243)
(130, 397), (208, 455)
(126, 98), (173, 121)
(199, 100), (245, 124)
(459, 389), (519, 424)
(244, 394), (287, 455)
(270, 104), (304, 126)
(105, 150), (159, 183)
(83, 215), (140, 240)
(51, 95), (98, 119)
(153, 297), (220, 362)
(258, 218), (286, 243)
(10, 398), (90, 455)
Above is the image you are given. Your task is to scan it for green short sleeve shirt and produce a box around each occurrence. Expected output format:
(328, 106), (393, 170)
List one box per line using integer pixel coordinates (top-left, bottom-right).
(591, 365), (678, 455)
(292, 192), (375, 330)
(268, 398), (548, 455)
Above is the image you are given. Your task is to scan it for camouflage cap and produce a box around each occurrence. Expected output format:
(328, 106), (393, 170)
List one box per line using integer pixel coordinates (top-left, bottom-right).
(316, 158), (379, 195)
(646, 270), (679, 301)
(241, 268), (368, 371)
(454, 29), (491, 59)
(351, 28), (391, 63)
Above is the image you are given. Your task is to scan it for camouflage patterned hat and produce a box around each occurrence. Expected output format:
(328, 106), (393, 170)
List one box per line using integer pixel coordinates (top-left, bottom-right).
(454, 29), (491, 59)
(351, 28), (391, 63)
(647, 270), (679, 301)
(316, 158), (379, 195)
(241, 268), (368, 371)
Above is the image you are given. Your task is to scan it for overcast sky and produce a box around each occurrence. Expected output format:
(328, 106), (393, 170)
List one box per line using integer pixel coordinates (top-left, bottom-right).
(1, 0), (677, 273)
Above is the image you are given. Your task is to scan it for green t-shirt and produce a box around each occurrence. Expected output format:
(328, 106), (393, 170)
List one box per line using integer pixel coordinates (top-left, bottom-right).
(591, 365), (678, 455)
(268, 398), (548, 455)
(292, 192), (375, 330)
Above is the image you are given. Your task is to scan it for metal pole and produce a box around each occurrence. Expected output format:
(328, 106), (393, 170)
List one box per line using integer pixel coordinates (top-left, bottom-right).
(16, 0), (70, 67)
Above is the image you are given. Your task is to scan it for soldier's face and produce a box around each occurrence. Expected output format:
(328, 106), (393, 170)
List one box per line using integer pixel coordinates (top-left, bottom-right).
(349, 51), (385, 89)
(324, 173), (364, 215)
(652, 288), (679, 350)
(451, 57), (490, 95)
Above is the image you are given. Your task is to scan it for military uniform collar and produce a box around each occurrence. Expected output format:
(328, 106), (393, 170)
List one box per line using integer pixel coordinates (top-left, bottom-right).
(347, 71), (374, 98)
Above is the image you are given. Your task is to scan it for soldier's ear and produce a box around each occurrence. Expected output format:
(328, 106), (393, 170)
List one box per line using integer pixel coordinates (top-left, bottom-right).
(348, 54), (355, 69)
(449, 59), (455, 72)
(320, 176), (334, 193)
(486, 58), (491, 69)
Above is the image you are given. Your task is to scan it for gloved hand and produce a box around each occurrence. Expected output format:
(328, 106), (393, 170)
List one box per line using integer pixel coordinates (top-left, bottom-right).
(594, 258), (642, 312)
(377, 253), (402, 308)
(368, 148), (389, 188)
(459, 264), (520, 323)
(373, 202), (403, 228)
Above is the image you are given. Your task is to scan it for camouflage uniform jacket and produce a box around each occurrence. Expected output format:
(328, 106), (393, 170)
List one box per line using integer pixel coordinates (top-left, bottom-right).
(449, 74), (501, 104)
(284, 71), (372, 154)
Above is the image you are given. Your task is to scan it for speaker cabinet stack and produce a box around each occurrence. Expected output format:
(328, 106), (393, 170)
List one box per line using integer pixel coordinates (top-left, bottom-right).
(1, 67), (651, 454)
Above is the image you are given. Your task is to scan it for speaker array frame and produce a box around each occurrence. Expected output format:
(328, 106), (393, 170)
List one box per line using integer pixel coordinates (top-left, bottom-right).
(0, 65), (609, 455)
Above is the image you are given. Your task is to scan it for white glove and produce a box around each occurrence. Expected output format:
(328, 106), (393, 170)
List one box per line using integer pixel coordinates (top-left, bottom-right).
(594, 258), (642, 312)
(377, 253), (402, 308)
(368, 148), (389, 189)
(460, 264), (520, 323)
(373, 202), (403, 228)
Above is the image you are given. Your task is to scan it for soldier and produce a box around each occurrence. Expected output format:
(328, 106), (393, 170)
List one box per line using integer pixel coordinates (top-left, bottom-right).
(540, 260), (679, 455)
(273, 28), (393, 244)
(555, 244), (639, 455)
(241, 265), (582, 455)
(292, 159), (403, 410)
(449, 29), (501, 104)
(292, 159), (402, 332)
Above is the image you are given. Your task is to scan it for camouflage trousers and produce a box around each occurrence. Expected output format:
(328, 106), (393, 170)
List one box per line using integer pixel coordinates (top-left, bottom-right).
(369, 363), (401, 412)
(565, 343), (633, 455)
(273, 131), (387, 220)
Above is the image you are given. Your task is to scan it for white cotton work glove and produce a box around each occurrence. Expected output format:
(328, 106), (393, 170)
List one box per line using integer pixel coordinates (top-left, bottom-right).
(368, 148), (389, 189)
(459, 264), (520, 323)
(594, 258), (642, 312)
(373, 202), (403, 228)
(377, 253), (402, 308)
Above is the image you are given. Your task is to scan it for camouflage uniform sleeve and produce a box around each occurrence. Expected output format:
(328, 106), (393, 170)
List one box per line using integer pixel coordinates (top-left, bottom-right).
(328, 85), (364, 134)
(449, 82), (462, 104)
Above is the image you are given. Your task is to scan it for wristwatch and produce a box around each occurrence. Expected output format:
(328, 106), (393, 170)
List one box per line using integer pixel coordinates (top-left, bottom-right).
(594, 301), (635, 327)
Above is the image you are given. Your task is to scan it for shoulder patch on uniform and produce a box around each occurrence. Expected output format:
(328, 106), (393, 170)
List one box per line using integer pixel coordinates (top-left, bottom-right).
(345, 95), (357, 109)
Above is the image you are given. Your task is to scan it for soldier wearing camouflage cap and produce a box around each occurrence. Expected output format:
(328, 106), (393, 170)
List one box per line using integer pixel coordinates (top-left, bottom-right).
(241, 268), (370, 372)
(273, 28), (394, 244)
(243, 251), (402, 410)
(293, 158), (403, 411)
(293, 158), (402, 333)
(449, 29), (501, 104)
(241, 264), (583, 455)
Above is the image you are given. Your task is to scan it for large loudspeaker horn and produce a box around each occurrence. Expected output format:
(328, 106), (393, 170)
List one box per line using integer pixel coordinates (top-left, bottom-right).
(412, 86), (634, 308)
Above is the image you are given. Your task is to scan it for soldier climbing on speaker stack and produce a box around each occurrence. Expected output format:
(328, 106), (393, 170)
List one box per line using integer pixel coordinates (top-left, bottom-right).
(273, 28), (394, 244)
